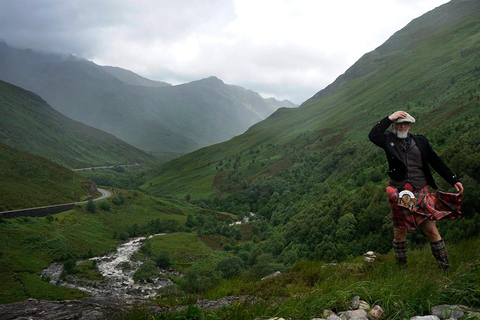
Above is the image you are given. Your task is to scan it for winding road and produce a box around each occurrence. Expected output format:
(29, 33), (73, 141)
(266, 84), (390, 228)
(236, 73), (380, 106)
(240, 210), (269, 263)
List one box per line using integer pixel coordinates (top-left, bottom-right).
(0, 188), (112, 218)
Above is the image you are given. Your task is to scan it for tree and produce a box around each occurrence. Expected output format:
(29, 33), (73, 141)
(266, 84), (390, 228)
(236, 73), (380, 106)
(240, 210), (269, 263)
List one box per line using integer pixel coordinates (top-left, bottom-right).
(86, 199), (96, 214)
(335, 213), (357, 242)
(215, 257), (244, 278)
(155, 251), (172, 269)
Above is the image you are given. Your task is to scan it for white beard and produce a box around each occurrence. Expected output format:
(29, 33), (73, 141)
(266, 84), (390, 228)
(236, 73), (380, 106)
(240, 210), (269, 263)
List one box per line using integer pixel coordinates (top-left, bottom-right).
(394, 130), (409, 139)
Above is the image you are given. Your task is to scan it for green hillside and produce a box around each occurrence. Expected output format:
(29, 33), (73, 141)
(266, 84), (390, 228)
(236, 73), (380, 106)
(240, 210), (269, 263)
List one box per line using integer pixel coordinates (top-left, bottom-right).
(0, 141), (93, 211)
(0, 80), (154, 169)
(141, 0), (480, 261)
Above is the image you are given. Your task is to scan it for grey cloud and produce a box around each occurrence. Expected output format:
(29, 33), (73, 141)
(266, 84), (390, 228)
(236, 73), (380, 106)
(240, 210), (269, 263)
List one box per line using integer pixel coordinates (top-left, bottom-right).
(0, 0), (235, 54)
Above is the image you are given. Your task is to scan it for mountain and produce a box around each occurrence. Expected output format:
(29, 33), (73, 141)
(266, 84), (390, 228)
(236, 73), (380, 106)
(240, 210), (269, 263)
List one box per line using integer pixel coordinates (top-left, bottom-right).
(0, 42), (296, 156)
(0, 140), (94, 211)
(0, 80), (154, 169)
(101, 66), (171, 88)
(140, 0), (480, 260)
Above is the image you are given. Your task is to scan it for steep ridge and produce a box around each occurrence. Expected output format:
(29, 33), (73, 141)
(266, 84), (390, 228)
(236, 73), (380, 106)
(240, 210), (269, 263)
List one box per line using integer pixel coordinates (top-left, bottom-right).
(0, 42), (296, 155)
(0, 80), (154, 169)
(102, 66), (172, 88)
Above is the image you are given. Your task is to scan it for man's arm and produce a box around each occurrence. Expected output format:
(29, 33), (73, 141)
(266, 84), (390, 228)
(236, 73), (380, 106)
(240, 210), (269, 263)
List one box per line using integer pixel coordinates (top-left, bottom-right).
(369, 111), (405, 147)
(423, 137), (464, 194)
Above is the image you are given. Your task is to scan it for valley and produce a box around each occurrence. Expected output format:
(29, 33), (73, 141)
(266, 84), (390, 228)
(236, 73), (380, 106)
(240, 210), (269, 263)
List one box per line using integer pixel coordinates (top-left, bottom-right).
(1, 0), (480, 319)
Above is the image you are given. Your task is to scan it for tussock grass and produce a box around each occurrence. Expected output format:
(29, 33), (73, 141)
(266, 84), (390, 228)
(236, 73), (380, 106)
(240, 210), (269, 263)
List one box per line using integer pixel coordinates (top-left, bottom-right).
(150, 237), (480, 320)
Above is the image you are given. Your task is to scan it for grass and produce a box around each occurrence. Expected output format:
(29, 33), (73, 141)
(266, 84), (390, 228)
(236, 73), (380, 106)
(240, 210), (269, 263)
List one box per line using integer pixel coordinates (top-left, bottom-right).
(1, 190), (479, 319)
(147, 232), (231, 272)
(0, 190), (201, 304)
(0, 141), (94, 211)
(143, 237), (480, 320)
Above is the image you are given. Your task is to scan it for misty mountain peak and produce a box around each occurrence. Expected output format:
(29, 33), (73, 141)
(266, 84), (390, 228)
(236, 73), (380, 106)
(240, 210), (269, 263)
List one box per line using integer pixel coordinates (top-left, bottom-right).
(202, 76), (225, 86)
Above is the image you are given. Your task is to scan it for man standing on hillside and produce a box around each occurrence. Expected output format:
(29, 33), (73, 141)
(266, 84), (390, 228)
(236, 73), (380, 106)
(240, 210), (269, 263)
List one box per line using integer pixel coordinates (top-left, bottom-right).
(369, 110), (463, 271)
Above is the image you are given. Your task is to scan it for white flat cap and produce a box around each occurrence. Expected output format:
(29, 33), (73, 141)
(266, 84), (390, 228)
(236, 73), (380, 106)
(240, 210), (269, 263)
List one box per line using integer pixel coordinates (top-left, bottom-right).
(394, 112), (416, 123)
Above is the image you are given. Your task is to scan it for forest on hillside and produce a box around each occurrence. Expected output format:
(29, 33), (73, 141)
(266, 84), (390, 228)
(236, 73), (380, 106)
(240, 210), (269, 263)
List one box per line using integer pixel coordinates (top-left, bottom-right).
(138, 0), (480, 273)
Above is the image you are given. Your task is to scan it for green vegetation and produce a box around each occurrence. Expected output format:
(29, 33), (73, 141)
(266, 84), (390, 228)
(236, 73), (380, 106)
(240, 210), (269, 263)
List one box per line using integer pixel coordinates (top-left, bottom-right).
(0, 80), (155, 169)
(76, 164), (153, 189)
(0, 141), (93, 210)
(0, 190), (202, 303)
(120, 237), (480, 320)
(1, 1), (480, 319)
(140, 0), (480, 264)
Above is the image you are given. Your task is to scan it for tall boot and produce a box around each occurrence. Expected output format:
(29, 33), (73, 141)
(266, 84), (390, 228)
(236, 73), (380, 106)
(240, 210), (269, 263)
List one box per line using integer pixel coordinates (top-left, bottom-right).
(393, 240), (408, 266)
(430, 239), (450, 271)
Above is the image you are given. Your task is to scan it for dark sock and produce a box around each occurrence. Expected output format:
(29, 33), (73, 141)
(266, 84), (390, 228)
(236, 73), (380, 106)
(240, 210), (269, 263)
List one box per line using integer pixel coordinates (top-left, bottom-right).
(393, 240), (408, 266)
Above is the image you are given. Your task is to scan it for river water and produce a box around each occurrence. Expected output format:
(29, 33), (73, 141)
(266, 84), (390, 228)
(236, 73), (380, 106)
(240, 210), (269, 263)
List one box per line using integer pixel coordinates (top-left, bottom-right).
(41, 234), (177, 299)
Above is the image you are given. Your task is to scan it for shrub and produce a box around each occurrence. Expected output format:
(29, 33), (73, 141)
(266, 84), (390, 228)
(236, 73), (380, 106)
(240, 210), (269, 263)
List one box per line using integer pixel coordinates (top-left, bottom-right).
(98, 201), (111, 211)
(63, 259), (77, 275)
(133, 260), (158, 282)
(86, 199), (96, 213)
(180, 264), (220, 293)
(155, 251), (172, 269)
(215, 256), (244, 278)
(119, 231), (130, 241)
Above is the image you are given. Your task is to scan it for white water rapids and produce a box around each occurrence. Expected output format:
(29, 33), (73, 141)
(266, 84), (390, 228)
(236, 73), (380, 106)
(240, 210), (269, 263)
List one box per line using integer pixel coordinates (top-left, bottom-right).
(41, 234), (176, 299)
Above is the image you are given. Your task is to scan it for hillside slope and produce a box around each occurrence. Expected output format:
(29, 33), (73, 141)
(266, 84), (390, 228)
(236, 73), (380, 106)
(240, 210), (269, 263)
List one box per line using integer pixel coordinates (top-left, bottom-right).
(140, 0), (480, 260)
(0, 141), (94, 211)
(0, 81), (154, 169)
(0, 43), (296, 155)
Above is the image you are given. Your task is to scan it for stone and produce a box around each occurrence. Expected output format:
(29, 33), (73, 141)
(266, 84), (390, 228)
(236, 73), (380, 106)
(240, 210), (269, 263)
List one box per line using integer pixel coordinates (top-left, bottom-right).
(261, 271), (282, 281)
(364, 251), (376, 262)
(369, 305), (384, 319)
(411, 316), (440, 320)
(0, 297), (153, 320)
(340, 309), (367, 319)
(358, 300), (370, 311)
(326, 315), (342, 320)
(431, 305), (465, 319)
(350, 295), (360, 310)
(323, 309), (337, 317)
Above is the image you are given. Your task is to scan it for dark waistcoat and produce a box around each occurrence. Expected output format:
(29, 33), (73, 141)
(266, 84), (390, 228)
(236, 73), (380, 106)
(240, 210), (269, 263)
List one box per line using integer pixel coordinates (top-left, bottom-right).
(389, 137), (427, 189)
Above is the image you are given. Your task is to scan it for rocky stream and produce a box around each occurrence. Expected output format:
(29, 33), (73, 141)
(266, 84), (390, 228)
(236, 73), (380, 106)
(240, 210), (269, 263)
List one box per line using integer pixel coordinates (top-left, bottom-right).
(40, 235), (176, 299)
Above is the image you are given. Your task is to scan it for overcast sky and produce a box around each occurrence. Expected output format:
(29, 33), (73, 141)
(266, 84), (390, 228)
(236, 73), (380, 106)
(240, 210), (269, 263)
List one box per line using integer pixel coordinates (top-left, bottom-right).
(0, 0), (449, 104)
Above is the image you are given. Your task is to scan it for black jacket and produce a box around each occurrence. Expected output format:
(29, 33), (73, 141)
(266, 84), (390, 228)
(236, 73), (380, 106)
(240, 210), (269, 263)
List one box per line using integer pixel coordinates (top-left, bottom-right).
(368, 116), (460, 189)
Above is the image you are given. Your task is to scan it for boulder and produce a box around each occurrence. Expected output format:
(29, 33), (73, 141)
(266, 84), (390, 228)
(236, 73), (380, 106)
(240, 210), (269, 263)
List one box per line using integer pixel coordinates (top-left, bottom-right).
(369, 305), (384, 319)
(431, 305), (465, 319)
(349, 295), (360, 310)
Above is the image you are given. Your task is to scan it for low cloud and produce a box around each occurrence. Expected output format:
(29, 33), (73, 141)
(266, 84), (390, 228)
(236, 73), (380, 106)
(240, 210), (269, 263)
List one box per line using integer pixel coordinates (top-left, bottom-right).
(0, 0), (448, 104)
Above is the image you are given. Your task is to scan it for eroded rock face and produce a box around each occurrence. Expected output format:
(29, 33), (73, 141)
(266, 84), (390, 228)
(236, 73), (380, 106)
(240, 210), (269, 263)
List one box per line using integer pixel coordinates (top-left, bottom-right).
(0, 297), (159, 320)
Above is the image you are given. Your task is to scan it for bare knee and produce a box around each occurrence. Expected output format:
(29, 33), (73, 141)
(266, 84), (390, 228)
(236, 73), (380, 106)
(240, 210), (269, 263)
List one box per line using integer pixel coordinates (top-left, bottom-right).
(419, 220), (441, 242)
(394, 228), (407, 242)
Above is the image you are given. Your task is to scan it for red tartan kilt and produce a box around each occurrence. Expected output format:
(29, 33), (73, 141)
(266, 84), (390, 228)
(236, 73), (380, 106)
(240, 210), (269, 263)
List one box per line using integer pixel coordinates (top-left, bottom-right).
(386, 186), (462, 230)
